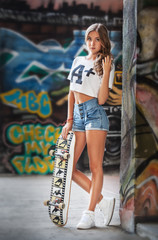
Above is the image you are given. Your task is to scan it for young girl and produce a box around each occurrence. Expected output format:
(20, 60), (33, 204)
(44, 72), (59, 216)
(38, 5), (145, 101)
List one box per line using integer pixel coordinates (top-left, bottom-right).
(62, 23), (115, 229)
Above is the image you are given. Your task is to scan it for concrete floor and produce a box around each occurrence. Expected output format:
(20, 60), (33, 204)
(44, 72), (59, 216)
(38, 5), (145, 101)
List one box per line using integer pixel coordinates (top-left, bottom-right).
(0, 171), (149, 240)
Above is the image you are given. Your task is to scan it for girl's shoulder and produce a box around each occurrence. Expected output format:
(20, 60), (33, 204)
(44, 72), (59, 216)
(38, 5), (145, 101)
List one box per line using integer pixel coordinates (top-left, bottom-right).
(73, 56), (94, 66)
(70, 56), (86, 67)
(73, 56), (86, 62)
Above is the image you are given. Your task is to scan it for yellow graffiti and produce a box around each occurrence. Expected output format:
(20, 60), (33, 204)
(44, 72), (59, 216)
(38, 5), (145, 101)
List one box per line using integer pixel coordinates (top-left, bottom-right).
(0, 89), (52, 118)
(25, 141), (42, 154)
(11, 155), (54, 174)
(24, 141), (51, 156)
(6, 122), (62, 174)
(107, 85), (122, 105)
(106, 71), (122, 105)
(114, 71), (122, 85)
(11, 156), (25, 174)
(7, 124), (61, 144)
(10, 125), (23, 144)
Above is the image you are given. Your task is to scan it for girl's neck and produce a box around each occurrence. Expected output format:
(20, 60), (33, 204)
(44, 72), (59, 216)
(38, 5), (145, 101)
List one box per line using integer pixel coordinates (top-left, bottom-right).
(86, 54), (97, 61)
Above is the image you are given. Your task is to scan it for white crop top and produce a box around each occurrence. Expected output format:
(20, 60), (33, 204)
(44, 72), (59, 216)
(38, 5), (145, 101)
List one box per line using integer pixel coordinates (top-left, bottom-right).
(67, 56), (114, 98)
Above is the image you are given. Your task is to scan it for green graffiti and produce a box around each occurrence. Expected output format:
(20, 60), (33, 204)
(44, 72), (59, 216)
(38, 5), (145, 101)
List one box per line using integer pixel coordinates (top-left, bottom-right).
(21, 64), (49, 81)
(0, 89), (52, 118)
(50, 86), (69, 97)
(5, 122), (62, 174)
(0, 49), (18, 67)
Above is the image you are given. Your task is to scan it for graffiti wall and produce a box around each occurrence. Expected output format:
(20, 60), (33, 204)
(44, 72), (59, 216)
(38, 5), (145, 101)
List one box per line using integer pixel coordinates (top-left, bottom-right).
(120, 0), (158, 232)
(0, 0), (123, 174)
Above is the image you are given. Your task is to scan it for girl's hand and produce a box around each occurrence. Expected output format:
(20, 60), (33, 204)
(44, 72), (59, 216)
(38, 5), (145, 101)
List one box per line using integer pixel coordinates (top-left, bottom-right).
(102, 55), (111, 75)
(61, 122), (73, 139)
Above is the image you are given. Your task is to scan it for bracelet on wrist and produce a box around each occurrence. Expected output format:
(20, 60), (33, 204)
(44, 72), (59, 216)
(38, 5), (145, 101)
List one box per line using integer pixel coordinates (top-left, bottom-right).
(61, 118), (73, 126)
(66, 118), (73, 123)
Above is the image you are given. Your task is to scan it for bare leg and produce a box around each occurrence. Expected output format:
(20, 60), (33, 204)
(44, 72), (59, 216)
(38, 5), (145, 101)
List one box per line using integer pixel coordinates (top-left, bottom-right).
(86, 130), (107, 211)
(72, 131), (91, 192)
(72, 131), (105, 204)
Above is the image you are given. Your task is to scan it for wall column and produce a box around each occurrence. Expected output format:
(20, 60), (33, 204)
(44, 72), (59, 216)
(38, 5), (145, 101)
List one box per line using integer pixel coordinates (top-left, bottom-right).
(120, 0), (158, 233)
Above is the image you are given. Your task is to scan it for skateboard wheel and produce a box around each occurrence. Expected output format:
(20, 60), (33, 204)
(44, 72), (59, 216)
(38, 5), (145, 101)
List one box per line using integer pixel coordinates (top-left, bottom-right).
(43, 200), (49, 206)
(49, 149), (55, 156)
(48, 145), (55, 156)
(63, 153), (70, 159)
(58, 203), (65, 209)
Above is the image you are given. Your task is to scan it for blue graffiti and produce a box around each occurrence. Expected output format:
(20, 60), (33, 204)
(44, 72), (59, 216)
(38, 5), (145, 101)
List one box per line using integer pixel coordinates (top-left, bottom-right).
(0, 28), (122, 93)
(109, 31), (122, 70)
(0, 28), (85, 93)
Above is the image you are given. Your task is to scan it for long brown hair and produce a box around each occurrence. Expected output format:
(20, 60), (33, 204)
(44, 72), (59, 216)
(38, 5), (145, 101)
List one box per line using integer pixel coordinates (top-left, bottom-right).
(85, 23), (113, 76)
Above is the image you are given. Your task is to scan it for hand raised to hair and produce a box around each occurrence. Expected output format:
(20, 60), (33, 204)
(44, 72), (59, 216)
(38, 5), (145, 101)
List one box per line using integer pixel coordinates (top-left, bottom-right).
(102, 55), (111, 75)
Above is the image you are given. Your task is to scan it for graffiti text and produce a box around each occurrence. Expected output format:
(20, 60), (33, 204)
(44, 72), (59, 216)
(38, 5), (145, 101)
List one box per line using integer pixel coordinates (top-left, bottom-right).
(0, 89), (52, 118)
(5, 122), (62, 174)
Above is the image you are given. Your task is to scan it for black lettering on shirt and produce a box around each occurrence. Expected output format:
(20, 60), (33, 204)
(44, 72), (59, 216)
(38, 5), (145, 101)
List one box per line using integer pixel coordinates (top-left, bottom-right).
(84, 68), (95, 77)
(71, 65), (85, 85)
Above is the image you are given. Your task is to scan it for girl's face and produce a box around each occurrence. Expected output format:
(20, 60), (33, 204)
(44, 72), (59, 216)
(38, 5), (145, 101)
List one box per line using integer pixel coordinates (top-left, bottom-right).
(86, 31), (102, 56)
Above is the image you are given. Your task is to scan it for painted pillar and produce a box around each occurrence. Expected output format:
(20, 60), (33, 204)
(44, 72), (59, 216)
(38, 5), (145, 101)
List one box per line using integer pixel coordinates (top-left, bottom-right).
(120, 0), (158, 232)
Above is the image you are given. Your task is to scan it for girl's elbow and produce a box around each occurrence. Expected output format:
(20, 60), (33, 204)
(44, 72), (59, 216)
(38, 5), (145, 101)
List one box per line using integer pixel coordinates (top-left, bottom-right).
(98, 89), (109, 105)
(98, 98), (106, 105)
(98, 94), (109, 105)
(98, 99), (106, 105)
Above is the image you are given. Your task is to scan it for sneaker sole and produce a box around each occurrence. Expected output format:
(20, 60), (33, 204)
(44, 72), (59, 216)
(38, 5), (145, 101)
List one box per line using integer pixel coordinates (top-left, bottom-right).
(106, 198), (116, 226)
(77, 224), (95, 230)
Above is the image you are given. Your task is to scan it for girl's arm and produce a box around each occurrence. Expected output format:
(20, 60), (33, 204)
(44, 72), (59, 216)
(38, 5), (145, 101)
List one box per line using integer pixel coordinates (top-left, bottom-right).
(67, 90), (75, 120)
(97, 56), (112, 105)
(61, 90), (75, 139)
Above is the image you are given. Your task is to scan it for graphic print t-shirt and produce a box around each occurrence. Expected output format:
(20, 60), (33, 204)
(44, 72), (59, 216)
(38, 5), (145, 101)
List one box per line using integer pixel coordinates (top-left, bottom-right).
(67, 56), (114, 98)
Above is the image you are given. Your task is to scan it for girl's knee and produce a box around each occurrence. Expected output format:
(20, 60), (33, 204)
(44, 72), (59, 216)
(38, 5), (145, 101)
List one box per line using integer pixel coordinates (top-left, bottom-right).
(89, 163), (103, 175)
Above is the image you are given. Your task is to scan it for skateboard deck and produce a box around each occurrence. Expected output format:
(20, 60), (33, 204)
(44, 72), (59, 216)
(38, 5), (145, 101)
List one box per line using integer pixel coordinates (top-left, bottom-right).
(44, 131), (75, 226)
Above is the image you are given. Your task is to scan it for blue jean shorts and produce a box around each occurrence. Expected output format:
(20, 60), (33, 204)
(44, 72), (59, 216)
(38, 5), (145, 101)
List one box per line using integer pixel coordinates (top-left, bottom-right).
(72, 98), (109, 132)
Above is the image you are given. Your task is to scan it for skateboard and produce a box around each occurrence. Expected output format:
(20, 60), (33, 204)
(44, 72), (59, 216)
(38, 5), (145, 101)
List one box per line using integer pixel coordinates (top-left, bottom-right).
(44, 131), (75, 226)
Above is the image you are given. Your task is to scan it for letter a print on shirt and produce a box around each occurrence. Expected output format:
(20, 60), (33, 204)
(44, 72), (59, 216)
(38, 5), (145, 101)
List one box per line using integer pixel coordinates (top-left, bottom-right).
(71, 65), (95, 85)
(71, 65), (85, 85)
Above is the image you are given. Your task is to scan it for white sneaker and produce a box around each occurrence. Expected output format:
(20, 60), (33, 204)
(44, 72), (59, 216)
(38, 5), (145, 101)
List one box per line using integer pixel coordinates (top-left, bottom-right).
(77, 210), (95, 229)
(98, 197), (115, 226)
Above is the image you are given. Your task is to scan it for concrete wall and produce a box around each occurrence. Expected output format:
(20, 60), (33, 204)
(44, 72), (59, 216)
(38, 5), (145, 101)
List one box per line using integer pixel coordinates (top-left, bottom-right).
(120, 0), (158, 232)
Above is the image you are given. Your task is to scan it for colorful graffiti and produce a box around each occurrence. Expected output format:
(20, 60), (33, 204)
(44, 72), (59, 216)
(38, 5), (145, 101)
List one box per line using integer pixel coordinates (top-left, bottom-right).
(0, 28), (85, 93)
(0, 89), (52, 118)
(0, 1), (123, 174)
(0, 25), (122, 173)
(3, 121), (62, 174)
(135, 5), (158, 219)
(0, 28), (85, 173)
(120, 0), (158, 232)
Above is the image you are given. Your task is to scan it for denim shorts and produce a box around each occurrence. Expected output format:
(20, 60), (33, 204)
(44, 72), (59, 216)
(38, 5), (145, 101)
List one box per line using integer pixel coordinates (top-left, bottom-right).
(72, 98), (109, 132)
